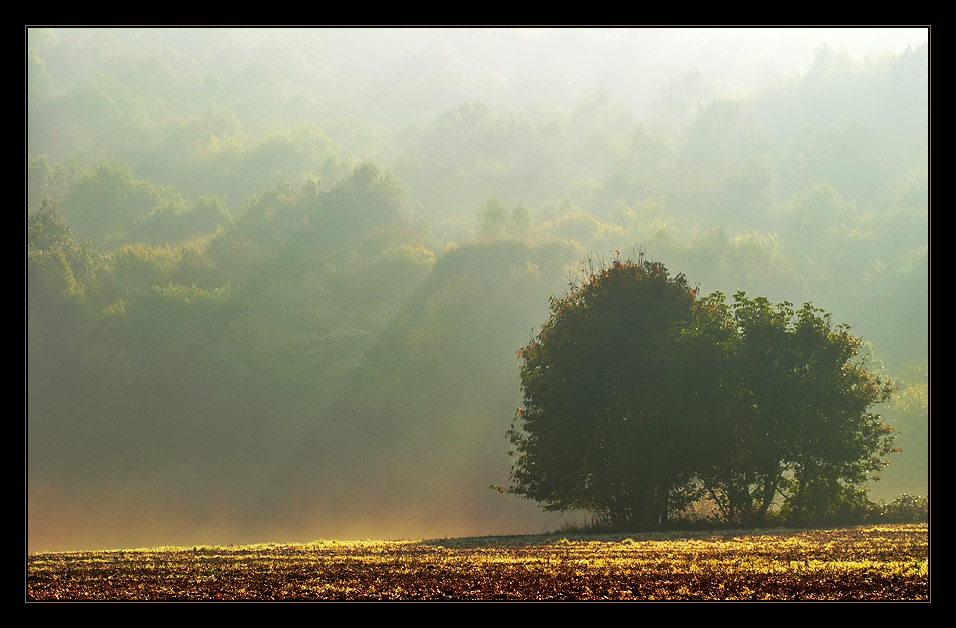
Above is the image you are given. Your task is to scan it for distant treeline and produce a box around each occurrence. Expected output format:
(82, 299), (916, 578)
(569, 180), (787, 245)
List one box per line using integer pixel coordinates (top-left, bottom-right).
(26, 29), (927, 548)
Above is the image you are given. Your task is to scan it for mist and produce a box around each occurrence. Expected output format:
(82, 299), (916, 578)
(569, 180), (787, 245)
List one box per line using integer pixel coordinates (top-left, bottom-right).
(27, 27), (929, 553)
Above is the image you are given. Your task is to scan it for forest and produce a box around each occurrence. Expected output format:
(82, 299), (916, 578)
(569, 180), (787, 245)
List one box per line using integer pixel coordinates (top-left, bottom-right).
(26, 28), (928, 553)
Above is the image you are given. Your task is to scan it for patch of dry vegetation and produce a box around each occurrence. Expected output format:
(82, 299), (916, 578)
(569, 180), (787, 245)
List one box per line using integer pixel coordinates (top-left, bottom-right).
(27, 524), (928, 601)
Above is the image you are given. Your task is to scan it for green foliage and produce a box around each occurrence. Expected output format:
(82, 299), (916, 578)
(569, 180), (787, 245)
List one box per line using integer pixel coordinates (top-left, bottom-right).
(507, 255), (696, 528)
(477, 199), (534, 241)
(546, 212), (624, 249)
(27, 197), (100, 337)
(506, 258), (897, 529)
(875, 494), (928, 523)
(128, 194), (233, 246)
(58, 160), (192, 247)
(692, 292), (897, 525)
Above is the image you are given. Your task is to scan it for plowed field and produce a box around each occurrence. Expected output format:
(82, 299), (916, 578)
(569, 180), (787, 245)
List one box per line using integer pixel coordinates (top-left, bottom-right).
(27, 523), (928, 601)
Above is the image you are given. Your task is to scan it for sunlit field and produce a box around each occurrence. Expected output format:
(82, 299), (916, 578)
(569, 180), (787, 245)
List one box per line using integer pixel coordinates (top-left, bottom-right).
(27, 29), (929, 557)
(27, 523), (927, 601)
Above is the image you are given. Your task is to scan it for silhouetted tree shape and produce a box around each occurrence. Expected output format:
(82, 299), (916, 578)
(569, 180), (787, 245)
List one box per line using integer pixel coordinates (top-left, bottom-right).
(504, 255), (897, 528)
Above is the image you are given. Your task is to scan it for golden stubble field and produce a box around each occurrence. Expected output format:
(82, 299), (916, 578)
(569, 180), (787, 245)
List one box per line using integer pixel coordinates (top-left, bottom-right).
(27, 523), (928, 601)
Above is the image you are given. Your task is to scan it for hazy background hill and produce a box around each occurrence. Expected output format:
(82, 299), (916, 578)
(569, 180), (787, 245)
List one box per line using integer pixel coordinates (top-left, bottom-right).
(27, 27), (928, 552)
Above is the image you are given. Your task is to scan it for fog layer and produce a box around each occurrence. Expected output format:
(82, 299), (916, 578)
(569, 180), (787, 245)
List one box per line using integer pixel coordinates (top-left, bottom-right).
(27, 27), (929, 552)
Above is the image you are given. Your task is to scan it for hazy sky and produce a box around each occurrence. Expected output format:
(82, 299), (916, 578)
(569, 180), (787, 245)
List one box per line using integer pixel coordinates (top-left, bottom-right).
(289, 26), (931, 120)
(470, 27), (930, 106)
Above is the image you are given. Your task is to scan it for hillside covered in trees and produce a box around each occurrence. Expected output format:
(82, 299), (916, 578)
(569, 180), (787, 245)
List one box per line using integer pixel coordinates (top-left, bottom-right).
(27, 28), (928, 552)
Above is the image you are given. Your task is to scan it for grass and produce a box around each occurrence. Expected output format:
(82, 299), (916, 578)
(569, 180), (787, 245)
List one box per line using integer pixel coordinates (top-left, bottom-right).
(27, 523), (928, 601)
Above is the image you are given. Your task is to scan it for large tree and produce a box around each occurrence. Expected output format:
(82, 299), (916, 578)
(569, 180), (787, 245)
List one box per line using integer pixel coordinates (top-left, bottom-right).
(505, 255), (697, 528)
(504, 257), (897, 528)
(718, 292), (897, 524)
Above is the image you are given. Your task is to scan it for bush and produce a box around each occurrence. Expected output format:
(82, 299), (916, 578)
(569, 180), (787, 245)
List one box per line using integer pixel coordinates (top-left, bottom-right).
(873, 494), (929, 523)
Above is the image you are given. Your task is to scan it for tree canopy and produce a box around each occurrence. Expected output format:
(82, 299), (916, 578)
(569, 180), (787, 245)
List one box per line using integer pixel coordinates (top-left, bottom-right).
(505, 256), (897, 528)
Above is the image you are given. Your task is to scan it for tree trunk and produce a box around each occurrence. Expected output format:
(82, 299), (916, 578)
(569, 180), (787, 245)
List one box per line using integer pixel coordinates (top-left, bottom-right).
(755, 477), (777, 523)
